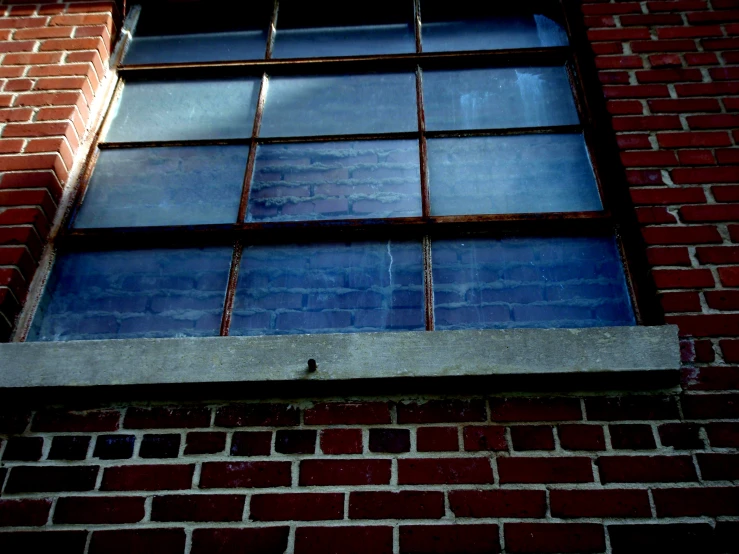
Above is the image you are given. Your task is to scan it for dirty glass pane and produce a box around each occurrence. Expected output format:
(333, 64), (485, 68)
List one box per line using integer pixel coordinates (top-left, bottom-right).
(423, 66), (578, 131)
(105, 79), (260, 142)
(260, 73), (417, 137)
(432, 236), (635, 330)
(421, 13), (568, 52)
(428, 134), (602, 216)
(247, 140), (421, 222)
(273, 25), (415, 59)
(74, 146), (248, 228)
(28, 248), (233, 341)
(231, 241), (425, 335)
(123, 31), (268, 65)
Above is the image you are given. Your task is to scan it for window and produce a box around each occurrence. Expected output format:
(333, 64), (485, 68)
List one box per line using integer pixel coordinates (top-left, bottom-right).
(23, 0), (653, 342)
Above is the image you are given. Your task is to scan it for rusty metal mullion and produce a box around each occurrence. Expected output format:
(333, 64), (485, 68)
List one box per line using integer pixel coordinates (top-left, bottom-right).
(265, 0), (279, 59)
(237, 73), (270, 224)
(416, 66), (430, 219)
(413, 0), (422, 54)
(219, 240), (243, 336)
(423, 235), (434, 331)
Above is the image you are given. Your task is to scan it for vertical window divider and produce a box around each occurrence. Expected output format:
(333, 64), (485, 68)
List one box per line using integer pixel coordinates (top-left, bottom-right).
(237, 73), (270, 224)
(266, 0), (280, 59)
(220, 240), (244, 336)
(423, 235), (435, 331)
(413, 0), (423, 54)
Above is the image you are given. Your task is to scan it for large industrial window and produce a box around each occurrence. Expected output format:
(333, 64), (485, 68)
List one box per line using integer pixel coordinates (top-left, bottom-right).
(23, 0), (654, 342)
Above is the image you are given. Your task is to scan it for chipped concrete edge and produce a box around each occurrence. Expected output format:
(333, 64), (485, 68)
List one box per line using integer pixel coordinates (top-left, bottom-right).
(0, 326), (679, 388)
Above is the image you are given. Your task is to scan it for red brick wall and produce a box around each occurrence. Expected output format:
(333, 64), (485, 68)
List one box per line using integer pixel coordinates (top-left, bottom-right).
(0, 0), (116, 340)
(0, 1), (738, 553)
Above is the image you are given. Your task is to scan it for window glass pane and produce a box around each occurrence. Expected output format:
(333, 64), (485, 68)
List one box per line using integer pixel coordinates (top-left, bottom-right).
(28, 248), (233, 341)
(247, 140), (421, 222)
(274, 25), (415, 59)
(105, 79), (260, 142)
(260, 73), (418, 137)
(421, 14), (568, 52)
(231, 241), (425, 335)
(124, 31), (268, 65)
(423, 66), (579, 131)
(432, 236), (635, 330)
(428, 134), (602, 216)
(74, 146), (248, 228)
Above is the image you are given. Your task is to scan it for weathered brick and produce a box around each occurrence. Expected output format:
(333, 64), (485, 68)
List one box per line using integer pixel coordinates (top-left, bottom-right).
(369, 428), (410, 453)
(449, 490), (546, 519)
(598, 456), (698, 483)
(498, 457), (593, 484)
(54, 497), (145, 524)
(706, 423), (739, 447)
(101, 465), (194, 491)
(399, 458), (494, 485)
(504, 523), (605, 554)
(48, 436), (91, 460)
(558, 425), (605, 451)
(463, 426), (507, 451)
(682, 394), (739, 419)
(2, 437), (43, 461)
(215, 404), (299, 427)
(201, 462), (291, 488)
(275, 430), (316, 454)
(489, 398), (581, 422)
(585, 396), (679, 420)
(698, 453), (739, 480)
(397, 399), (486, 424)
(608, 524), (715, 554)
(124, 407), (211, 429)
(0, 531), (87, 553)
(93, 435), (134, 460)
(151, 494), (244, 522)
(304, 402), (390, 425)
(609, 424), (657, 450)
(191, 528), (289, 554)
(416, 427), (459, 452)
(5, 466), (99, 493)
(350, 491), (444, 520)
(659, 423), (704, 449)
(140, 434), (181, 458)
(296, 527), (392, 554)
(0, 499), (52, 527)
(89, 529), (186, 554)
(300, 460), (390, 486)
(252, 493), (343, 521)
(33, 409), (120, 432)
(653, 487), (739, 517)
(230, 431), (271, 456)
(511, 425), (555, 451)
(550, 490), (651, 518)
(320, 429), (362, 455)
(185, 432), (225, 455)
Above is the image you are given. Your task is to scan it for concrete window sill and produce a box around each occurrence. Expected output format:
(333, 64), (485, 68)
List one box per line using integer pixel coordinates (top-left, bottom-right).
(0, 326), (679, 389)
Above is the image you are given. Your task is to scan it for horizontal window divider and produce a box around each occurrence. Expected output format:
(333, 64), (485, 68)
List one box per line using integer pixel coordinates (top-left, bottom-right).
(59, 211), (613, 251)
(425, 124), (583, 139)
(98, 138), (253, 149)
(117, 46), (572, 79)
(255, 131), (420, 144)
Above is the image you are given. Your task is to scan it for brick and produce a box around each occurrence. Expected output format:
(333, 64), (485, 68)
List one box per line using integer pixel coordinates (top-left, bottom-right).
(558, 425), (605, 451)
(648, 98), (722, 113)
(369, 428), (410, 453)
(2, 437), (43, 461)
(717, 522), (739, 554)
(617, 135), (652, 150)
(54, 497), (145, 524)
(510, 425), (555, 451)
(603, 84), (670, 99)
(0, 532), (87, 554)
(296, 527), (392, 554)
(124, 406), (211, 429)
(89, 529), (186, 554)
(0, 409), (31, 433)
(275, 430), (316, 454)
(685, 52), (719, 65)
(682, 394), (739, 419)
(185, 432), (225, 455)
(252, 493), (343, 521)
(489, 397), (581, 422)
(582, 3), (642, 14)
(706, 292), (739, 311)
(498, 457), (592, 484)
(550, 490), (651, 518)
(636, 69), (703, 83)
(215, 403), (299, 427)
(717, 149), (739, 164)
(588, 28), (650, 41)
(416, 427), (459, 452)
(610, 424), (657, 450)
(597, 455), (697, 483)
(0, 499), (52, 527)
(608, 524), (715, 554)
(585, 396), (679, 420)
(48, 436), (91, 460)
(652, 269), (714, 288)
(620, 151), (678, 167)
(397, 399), (486, 423)
(349, 491), (445, 520)
(191, 528), (289, 554)
(299, 459), (390, 486)
(463, 426), (507, 451)
(631, 40), (698, 53)
(695, 244), (739, 263)
(699, 453), (739, 480)
(706, 423), (739, 447)
(449, 490), (546, 519)
(653, 487), (739, 517)
(320, 429), (362, 454)
(101, 464), (194, 491)
(693, 340), (716, 362)
(676, 81), (739, 95)
(5, 466), (99, 493)
(659, 423), (704, 449)
(304, 402), (390, 425)
(660, 291), (701, 312)
(685, 365), (739, 390)
(398, 458), (493, 485)
(33, 409), (119, 432)
(667, 314), (739, 336)
(504, 523), (605, 554)
(200, 461), (291, 488)
(230, 431), (271, 456)
(93, 434), (134, 459)
(596, 55), (644, 69)
(612, 115), (683, 131)
(400, 525), (500, 554)
(151, 494), (244, 522)
(677, 149), (716, 165)
(713, 187), (739, 203)
(720, 267), (739, 286)
(658, 25), (724, 39)
(140, 434), (181, 458)
(688, 115), (739, 131)
(0, 109), (32, 123)
(658, 131), (732, 148)
(648, 53), (682, 67)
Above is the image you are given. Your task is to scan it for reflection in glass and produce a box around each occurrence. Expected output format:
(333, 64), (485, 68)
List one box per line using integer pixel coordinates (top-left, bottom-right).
(260, 73), (417, 137)
(273, 24), (415, 59)
(75, 146), (248, 228)
(105, 79), (260, 142)
(421, 14), (568, 52)
(247, 140), (421, 222)
(432, 236), (635, 330)
(423, 66), (578, 131)
(428, 134), (602, 216)
(231, 241), (425, 335)
(123, 31), (268, 65)
(28, 248), (233, 341)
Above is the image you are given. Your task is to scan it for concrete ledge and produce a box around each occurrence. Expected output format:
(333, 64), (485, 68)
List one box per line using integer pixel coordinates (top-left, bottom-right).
(0, 326), (679, 388)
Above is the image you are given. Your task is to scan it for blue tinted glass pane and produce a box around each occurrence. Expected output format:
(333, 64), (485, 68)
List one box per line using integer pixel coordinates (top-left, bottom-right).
(123, 31), (268, 65)
(421, 14), (568, 52)
(28, 248), (232, 341)
(106, 79), (260, 142)
(231, 241), (425, 335)
(74, 146), (248, 228)
(260, 73), (417, 137)
(247, 140), (421, 222)
(428, 134), (602, 216)
(432, 236), (635, 330)
(423, 66), (578, 131)
(273, 24), (415, 59)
